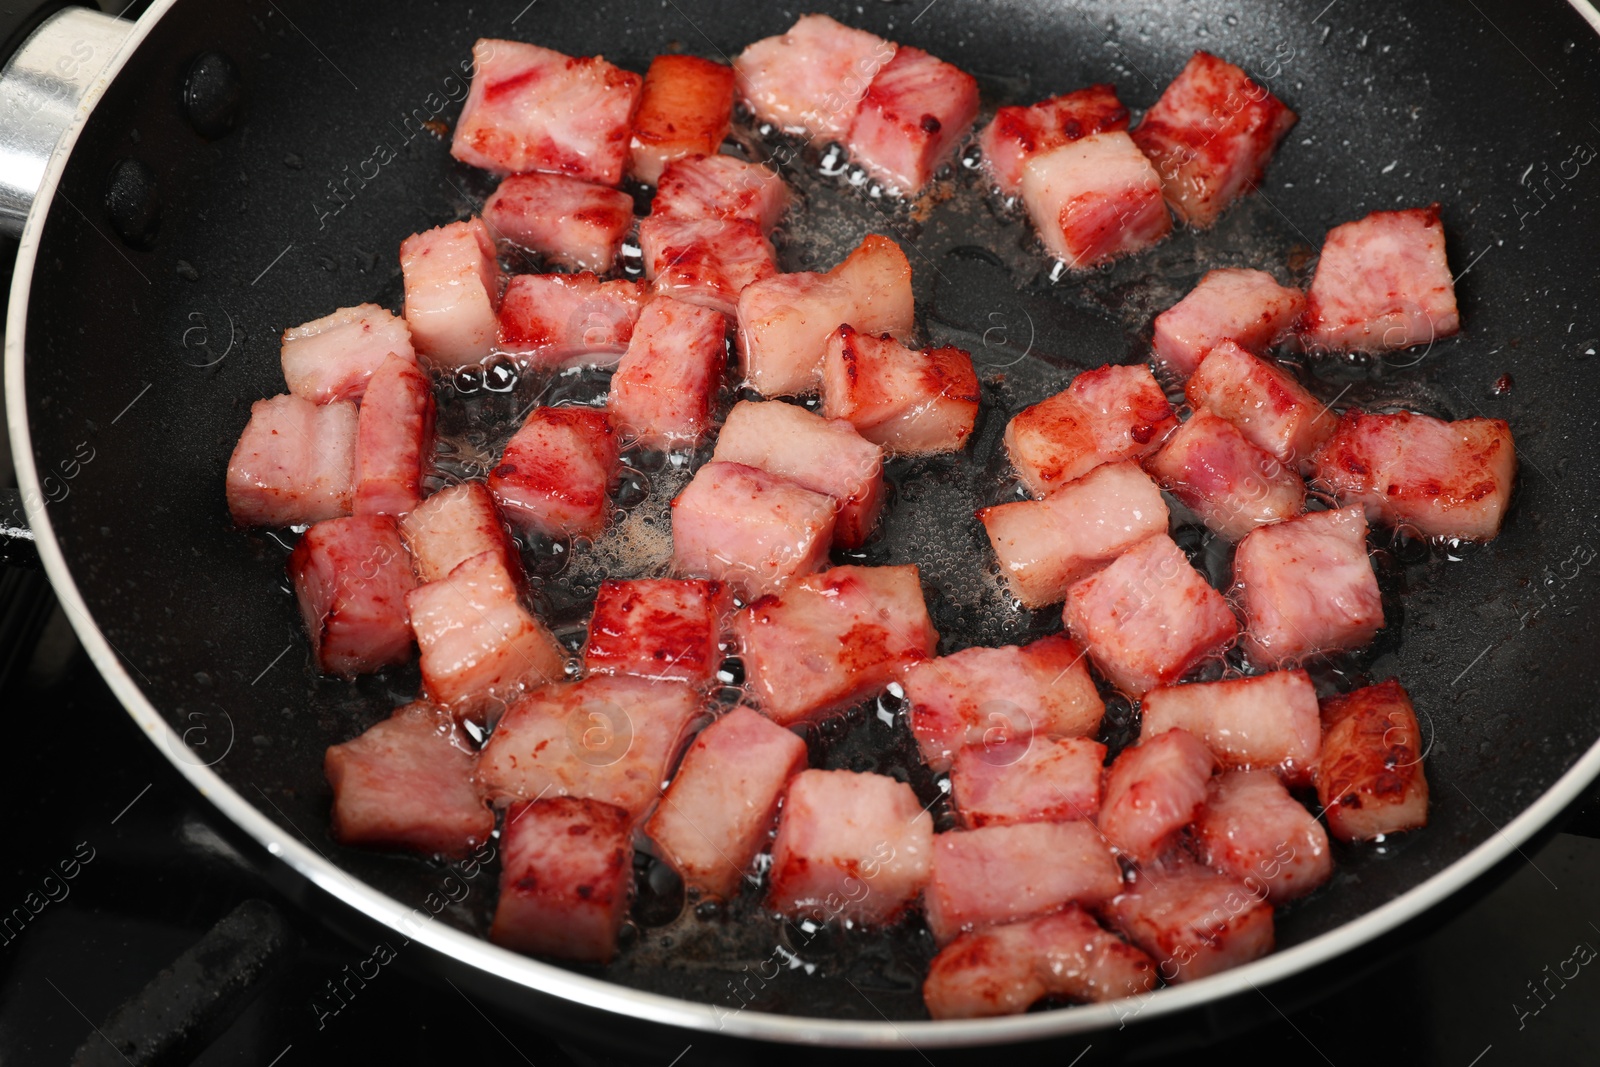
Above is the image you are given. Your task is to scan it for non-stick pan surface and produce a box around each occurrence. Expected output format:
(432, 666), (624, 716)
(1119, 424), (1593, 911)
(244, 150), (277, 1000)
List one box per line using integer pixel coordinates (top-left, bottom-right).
(12, 0), (1600, 1047)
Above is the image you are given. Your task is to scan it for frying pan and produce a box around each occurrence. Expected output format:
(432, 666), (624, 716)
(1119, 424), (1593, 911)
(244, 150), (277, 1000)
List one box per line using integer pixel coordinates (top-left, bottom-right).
(8, 0), (1600, 1058)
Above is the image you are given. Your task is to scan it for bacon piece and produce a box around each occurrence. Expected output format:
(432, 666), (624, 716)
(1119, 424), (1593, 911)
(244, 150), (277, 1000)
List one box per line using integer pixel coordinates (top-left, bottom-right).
(735, 564), (938, 726)
(651, 154), (788, 232)
(1312, 411), (1515, 542)
(1107, 854), (1274, 983)
(496, 273), (646, 368)
(1144, 409), (1305, 541)
(1004, 363), (1178, 497)
(353, 354), (435, 517)
(452, 38), (642, 184)
(646, 706), (808, 898)
(1152, 269), (1305, 379)
(1234, 506), (1384, 668)
(481, 173), (634, 273)
(670, 461), (837, 599)
(924, 905), (1155, 1019)
(1300, 205), (1459, 354)
(710, 399), (885, 548)
(1063, 534), (1238, 696)
(488, 406), (619, 540)
(845, 45), (979, 193)
(226, 394), (356, 527)
(1195, 769), (1332, 904)
(629, 55), (736, 184)
(400, 218), (501, 370)
(583, 578), (726, 688)
(1140, 670), (1322, 783)
(1098, 728), (1217, 862)
(281, 304), (416, 405)
(638, 215), (778, 318)
(1316, 679), (1429, 842)
(767, 768), (933, 925)
(607, 297), (726, 449)
(290, 516), (416, 677)
(490, 797), (633, 964)
(399, 481), (521, 586)
(1185, 340), (1334, 471)
(978, 461), (1169, 609)
(324, 702), (492, 859)
(819, 326), (979, 456)
(1131, 51), (1297, 227)
(977, 84), (1130, 198)
(733, 14), (896, 139)
(406, 550), (566, 720)
(924, 822), (1123, 943)
(903, 634), (1104, 772)
(1020, 131), (1172, 268)
(737, 233), (915, 397)
(950, 736), (1106, 829)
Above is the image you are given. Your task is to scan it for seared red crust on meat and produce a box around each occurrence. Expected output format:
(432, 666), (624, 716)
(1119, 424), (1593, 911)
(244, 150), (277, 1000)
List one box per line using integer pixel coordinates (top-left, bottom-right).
(733, 15), (896, 139)
(1195, 768), (1332, 903)
(290, 515), (417, 678)
(651, 154), (788, 232)
(607, 296), (727, 449)
(226, 394), (357, 527)
(489, 405), (619, 540)
(400, 481), (522, 587)
(630, 55), (736, 184)
(1143, 409), (1305, 541)
(583, 578), (727, 687)
(1107, 854), (1275, 983)
(638, 215), (778, 318)
(1004, 363), (1178, 497)
(353, 354), (435, 518)
(949, 736), (1106, 828)
(1315, 679), (1429, 842)
(1153, 270), (1305, 380)
(978, 83), (1130, 197)
(496, 272), (646, 367)
(1098, 727), (1217, 862)
(845, 45), (980, 193)
(820, 326), (980, 456)
(482, 173), (634, 273)
(1140, 670), (1322, 783)
(1021, 131), (1172, 268)
(1185, 339), (1333, 471)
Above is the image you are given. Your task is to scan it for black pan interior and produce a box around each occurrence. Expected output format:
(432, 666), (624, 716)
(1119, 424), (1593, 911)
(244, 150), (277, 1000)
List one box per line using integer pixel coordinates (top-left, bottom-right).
(19, 0), (1600, 1023)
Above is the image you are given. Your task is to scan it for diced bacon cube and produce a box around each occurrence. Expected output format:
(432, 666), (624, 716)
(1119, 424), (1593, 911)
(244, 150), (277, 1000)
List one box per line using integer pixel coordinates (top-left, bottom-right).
(923, 905), (1155, 1019)
(1312, 411), (1515, 542)
(845, 45), (979, 193)
(324, 702), (492, 859)
(903, 634), (1104, 772)
(1131, 51), (1297, 228)
(1143, 410), (1305, 541)
(737, 233), (915, 397)
(353, 354), (435, 517)
(1004, 363), (1178, 497)
(978, 461), (1169, 609)
(651, 154), (788, 232)
(406, 550), (566, 719)
(481, 173), (633, 274)
(1185, 340), (1335, 471)
(1233, 506), (1384, 668)
(1063, 534), (1238, 696)
(949, 736), (1106, 829)
(496, 273), (646, 368)
(638, 215), (777, 318)
(767, 768), (932, 925)
(1098, 728), (1217, 863)
(977, 84), (1131, 198)
(646, 706), (808, 898)
(670, 461), (837, 599)
(281, 304), (416, 405)
(399, 481), (522, 586)
(733, 15), (896, 139)
(488, 406), (619, 540)
(226, 394), (356, 527)
(1300, 205), (1459, 354)
(1020, 131), (1172, 268)
(451, 38), (642, 184)
(490, 797), (633, 964)
(925, 823), (1122, 945)
(1107, 854), (1275, 983)
(400, 218), (501, 370)
(477, 676), (702, 821)
(583, 578), (726, 687)
(711, 399), (885, 548)
(629, 55), (736, 185)
(1195, 769), (1332, 904)
(734, 564), (938, 726)
(1316, 679), (1430, 842)
(1152, 268), (1305, 379)
(819, 326), (980, 455)
(607, 296), (727, 449)
(290, 515), (417, 677)
(1140, 670), (1323, 783)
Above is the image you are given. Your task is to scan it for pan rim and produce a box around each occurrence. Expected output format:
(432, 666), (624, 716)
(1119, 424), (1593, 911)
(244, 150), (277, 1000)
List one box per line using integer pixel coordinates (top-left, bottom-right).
(8, 0), (1600, 1047)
